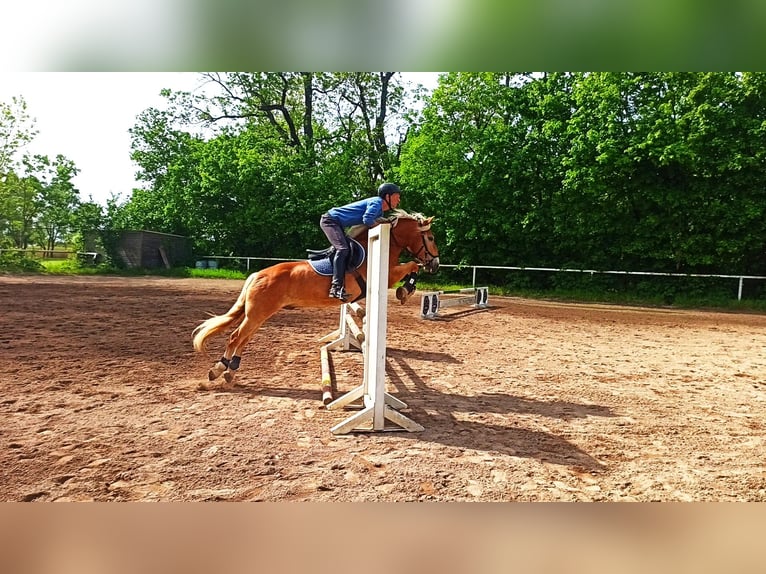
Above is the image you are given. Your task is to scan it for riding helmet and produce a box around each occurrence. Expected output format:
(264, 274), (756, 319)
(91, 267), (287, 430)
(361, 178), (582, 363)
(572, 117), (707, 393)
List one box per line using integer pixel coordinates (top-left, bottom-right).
(377, 182), (401, 199)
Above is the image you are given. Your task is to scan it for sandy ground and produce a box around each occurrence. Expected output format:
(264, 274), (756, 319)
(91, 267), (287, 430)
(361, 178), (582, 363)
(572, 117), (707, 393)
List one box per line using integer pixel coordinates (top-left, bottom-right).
(2, 274), (766, 501)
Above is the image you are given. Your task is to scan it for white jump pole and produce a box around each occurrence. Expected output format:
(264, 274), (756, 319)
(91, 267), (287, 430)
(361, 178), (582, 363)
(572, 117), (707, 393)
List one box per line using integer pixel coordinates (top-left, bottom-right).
(328, 224), (423, 434)
(318, 301), (365, 404)
(318, 302), (363, 352)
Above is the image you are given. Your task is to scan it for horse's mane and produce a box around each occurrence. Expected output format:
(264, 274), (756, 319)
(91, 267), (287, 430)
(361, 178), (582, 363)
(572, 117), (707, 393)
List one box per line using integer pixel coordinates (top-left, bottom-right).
(347, 209), (430, 239)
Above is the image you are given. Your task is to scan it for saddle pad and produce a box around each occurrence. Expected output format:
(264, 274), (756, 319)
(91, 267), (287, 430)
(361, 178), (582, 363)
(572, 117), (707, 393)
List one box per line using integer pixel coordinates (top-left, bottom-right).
(308, 237), (366, 276)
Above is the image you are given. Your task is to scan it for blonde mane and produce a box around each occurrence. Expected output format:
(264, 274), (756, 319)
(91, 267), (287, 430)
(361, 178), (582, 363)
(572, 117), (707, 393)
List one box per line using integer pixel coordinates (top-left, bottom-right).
(347, 209), (431, 239)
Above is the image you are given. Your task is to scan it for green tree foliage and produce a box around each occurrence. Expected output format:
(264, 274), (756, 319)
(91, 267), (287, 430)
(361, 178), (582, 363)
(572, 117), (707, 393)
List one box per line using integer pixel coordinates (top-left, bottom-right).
(398, 72), (575, 266)
(0, 170), (40, 248)
(1, 96), (84, 252)
(0, 155), (81, 250)
(126, 72), (415, 257)
(7, 72), (766, 298)
(0, 95), (37, 175)
(28, 154), (81, 251)
(1, 96), (39, 248)
(561, 72), (766, 273)
(399, 72), (766, 277)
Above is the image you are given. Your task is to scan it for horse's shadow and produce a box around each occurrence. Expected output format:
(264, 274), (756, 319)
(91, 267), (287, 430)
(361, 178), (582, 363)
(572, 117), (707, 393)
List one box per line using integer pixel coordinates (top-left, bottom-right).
(232, 346), (612, 472)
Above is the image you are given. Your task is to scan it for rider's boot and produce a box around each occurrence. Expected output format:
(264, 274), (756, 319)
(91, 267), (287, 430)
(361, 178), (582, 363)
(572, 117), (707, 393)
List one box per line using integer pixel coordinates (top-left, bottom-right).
(329, 249), (350, 301)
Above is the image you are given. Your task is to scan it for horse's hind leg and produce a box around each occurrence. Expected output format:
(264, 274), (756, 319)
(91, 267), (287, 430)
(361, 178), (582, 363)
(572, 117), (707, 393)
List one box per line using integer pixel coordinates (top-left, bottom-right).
(198, 309), (274, 390)
(199, 326), (251, 390)
(208, 360), (228, 381)
(198, 333), (247, 390)
(200, 348), (245, 391)
(218, 313), (268, 386)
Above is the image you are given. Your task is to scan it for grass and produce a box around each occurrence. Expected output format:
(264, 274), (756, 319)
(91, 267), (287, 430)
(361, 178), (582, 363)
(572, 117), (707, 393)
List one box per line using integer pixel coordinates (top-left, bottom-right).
(186, 267), (246, 279)
(36, 260), (247, 279)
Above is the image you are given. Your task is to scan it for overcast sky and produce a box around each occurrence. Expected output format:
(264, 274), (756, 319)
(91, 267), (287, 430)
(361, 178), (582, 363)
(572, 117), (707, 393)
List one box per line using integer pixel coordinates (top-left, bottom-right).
(1, 72), (438, 206)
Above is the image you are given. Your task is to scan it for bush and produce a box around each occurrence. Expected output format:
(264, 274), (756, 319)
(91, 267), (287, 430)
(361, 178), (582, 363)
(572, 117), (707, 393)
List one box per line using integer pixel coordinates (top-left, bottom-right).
(0, 251), (44, 273)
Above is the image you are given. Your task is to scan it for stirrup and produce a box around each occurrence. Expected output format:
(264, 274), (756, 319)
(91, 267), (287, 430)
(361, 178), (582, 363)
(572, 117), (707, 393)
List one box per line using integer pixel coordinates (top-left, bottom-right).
(329, 286), (349, 301)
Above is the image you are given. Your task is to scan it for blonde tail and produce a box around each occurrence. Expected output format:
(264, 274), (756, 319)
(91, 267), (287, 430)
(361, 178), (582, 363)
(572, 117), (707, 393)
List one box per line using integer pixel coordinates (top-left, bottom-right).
(192, 272), (258, 353)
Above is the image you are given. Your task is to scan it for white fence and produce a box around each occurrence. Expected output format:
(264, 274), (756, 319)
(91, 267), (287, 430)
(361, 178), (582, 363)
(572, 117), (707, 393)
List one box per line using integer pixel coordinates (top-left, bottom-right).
(203, 256), (766, 301)
(437, 265), (766, 301)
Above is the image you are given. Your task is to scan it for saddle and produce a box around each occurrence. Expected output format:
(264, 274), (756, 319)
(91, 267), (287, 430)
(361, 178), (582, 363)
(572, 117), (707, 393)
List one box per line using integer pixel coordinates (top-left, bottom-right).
(306, 246), (335, 261)
(306, 237), (366, 277)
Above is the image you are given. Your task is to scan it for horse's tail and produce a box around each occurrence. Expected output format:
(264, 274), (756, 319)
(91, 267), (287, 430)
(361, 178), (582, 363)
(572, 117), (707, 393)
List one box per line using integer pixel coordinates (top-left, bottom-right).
(192, 272), (258, 353)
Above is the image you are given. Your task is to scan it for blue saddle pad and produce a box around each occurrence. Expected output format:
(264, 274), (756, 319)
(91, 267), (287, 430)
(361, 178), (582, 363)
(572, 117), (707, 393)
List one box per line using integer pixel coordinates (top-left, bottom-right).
(308, 237), (366, 276)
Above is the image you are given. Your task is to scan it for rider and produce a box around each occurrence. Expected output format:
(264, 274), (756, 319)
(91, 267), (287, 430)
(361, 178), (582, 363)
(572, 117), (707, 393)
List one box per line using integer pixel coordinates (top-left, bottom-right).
(320, 182), (402, 301)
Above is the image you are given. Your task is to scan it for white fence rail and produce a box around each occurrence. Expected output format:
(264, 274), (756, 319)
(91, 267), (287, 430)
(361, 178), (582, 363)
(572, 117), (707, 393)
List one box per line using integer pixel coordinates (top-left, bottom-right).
(203, 256), (766, 301)
(438, 264), (766, 301)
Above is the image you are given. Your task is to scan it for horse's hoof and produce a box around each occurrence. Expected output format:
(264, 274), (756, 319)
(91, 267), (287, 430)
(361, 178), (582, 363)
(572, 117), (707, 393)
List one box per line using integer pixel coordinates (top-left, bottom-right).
(208, 362), (226, 381)
(223, 371), (235, 385)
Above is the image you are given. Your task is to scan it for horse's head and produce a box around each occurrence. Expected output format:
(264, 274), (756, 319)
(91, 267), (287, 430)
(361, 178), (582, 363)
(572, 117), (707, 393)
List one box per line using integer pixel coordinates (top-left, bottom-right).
(391, 212), (440, 274)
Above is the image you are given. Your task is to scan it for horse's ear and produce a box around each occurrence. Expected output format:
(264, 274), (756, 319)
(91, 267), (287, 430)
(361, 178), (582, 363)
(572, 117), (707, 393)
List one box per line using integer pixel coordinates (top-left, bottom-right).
(417, 216), (434, 232)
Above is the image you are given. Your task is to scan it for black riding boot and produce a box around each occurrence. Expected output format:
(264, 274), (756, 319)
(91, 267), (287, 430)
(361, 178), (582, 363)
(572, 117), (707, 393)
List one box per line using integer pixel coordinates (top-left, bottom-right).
(330, 249), (350, 301)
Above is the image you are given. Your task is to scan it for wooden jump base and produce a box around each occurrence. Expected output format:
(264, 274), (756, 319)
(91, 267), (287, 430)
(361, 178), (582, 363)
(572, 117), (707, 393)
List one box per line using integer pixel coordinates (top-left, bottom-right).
(318, 225), (423, 434)
(420, 287), (489, 319)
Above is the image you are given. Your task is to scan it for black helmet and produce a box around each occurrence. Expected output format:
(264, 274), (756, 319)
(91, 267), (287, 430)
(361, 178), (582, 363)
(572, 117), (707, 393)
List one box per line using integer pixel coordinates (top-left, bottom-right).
(377, 182), (401, 198)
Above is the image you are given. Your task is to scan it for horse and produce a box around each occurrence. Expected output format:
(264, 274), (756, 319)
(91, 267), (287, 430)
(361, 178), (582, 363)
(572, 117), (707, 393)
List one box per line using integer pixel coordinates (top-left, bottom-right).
(192, 210), (440, 389)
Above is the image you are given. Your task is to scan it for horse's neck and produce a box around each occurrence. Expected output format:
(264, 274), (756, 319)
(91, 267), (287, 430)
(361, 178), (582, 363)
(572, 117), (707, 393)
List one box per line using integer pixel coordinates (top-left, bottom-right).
(357, 228), (403, 264)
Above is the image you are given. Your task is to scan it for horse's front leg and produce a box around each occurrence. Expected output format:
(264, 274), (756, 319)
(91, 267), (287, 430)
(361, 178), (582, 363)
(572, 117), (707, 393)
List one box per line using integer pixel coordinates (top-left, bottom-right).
(390, 261), (422, 305)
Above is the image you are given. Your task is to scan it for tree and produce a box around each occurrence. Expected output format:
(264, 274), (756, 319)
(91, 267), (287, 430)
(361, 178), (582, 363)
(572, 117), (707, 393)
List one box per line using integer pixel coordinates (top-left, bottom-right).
(399, 72), (560, 266)
(2, 169), (41, 249)
(127, 72), (417, 257)
(30, 154), (81, 251)
(401, 72), (766, 281)
(562, 72), (766, 274)
(1, 95), (39, 248)
(0, 95), (37, 175)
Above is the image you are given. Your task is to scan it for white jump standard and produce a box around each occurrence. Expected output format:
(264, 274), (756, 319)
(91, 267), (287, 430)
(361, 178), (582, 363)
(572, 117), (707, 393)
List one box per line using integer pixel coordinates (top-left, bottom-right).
(420, 286), (489, 319)
(320, 224), (423, 434)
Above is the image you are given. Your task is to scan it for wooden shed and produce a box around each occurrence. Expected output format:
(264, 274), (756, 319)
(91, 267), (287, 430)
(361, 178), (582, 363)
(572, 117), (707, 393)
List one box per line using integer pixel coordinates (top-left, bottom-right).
(117, 230), (191, 269)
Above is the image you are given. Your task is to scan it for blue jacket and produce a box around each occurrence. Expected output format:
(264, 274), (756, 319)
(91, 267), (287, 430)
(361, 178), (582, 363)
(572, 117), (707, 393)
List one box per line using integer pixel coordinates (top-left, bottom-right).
(327, 196), (384, 227)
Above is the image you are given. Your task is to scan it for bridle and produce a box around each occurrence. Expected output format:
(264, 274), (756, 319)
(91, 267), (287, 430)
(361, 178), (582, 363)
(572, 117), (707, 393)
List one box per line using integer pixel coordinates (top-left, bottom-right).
(390, 219), (438, 266)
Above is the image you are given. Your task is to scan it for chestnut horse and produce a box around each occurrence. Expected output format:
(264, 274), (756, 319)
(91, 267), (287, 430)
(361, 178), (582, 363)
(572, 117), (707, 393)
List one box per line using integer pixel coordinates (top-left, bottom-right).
(192, 211), (440, 388)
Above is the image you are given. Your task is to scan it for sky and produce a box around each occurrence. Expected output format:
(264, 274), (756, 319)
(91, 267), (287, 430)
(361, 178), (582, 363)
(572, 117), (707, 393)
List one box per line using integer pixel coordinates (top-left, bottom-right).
(0, 72), (439, 206)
